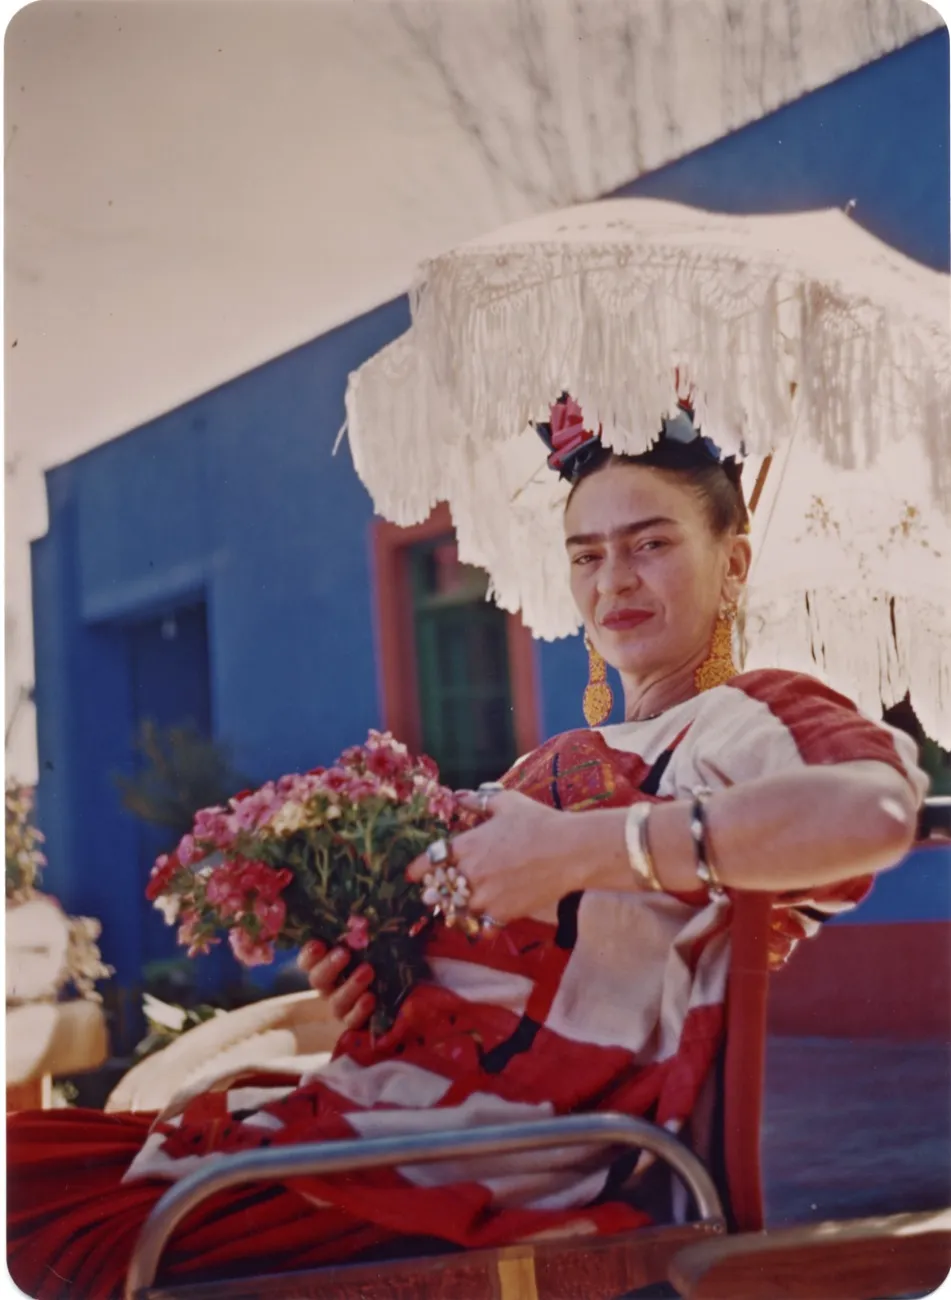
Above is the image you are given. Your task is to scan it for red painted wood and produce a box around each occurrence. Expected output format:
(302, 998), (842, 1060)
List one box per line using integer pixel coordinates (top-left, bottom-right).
(669, 1210), (951, 1299)
(722, 892), (773, 1234)
(505, 612), (541, 759)
(371, 505), (454, 753)
(149, 1224), (721, 1300)
(371, 506), (539, 761)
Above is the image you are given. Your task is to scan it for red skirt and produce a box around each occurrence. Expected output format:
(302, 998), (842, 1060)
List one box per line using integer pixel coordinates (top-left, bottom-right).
(7, 1107), (400, 1300)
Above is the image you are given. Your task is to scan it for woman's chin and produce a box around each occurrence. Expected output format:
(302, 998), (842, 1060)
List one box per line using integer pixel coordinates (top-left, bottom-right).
(603, 649), (658, 680)
(599, 633), (660, 678)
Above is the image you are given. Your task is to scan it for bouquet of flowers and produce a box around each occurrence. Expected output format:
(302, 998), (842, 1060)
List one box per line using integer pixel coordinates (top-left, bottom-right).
(145, 731), (464, 1035)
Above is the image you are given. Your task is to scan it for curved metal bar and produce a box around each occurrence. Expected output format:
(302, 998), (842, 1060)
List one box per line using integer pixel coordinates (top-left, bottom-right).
(920, 795), (951, 840)
(125, 1111), (725, 1298)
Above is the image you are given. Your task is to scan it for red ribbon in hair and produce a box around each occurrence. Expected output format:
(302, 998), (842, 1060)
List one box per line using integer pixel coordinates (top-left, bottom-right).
(546, 395), (600, 470)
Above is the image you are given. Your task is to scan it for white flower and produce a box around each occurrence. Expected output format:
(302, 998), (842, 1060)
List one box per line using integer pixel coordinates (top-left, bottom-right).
(155, 894), (180, 924)
(269, 803), (308, 836)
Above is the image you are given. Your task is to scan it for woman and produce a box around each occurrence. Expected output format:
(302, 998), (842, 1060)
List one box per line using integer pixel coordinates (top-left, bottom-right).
(8, 396), (926, 1299)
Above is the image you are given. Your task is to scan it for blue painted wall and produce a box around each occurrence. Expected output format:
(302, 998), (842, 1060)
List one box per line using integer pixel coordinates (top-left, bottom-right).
(33, 296), (410, 993)
(32, 31), (950, 1001)
(832, 847), (951, 925)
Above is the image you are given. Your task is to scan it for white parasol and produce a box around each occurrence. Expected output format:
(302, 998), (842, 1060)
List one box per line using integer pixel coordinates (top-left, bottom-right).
(344, 199), (951, 744)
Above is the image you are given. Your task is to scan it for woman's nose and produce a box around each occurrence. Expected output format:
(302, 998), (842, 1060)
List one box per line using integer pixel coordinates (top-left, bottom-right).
(596, 549), (639, 597)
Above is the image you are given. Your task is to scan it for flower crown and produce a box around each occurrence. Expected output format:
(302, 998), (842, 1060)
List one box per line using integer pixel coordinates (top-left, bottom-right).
(533, 385), (744, 486)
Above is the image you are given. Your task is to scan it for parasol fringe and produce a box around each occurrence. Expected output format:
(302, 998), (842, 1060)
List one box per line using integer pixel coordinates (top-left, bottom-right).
(344, 205), (950, 741)
(407, 243), (950, 504)
(346, 337), (950, 742)
(743, 589), (951, 749)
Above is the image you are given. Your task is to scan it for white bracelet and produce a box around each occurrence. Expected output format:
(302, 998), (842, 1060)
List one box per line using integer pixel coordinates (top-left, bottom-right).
(624, 803), (663, 892)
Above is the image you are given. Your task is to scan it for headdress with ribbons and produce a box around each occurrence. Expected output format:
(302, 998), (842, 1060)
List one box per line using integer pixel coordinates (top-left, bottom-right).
(534, 382), (745, 488)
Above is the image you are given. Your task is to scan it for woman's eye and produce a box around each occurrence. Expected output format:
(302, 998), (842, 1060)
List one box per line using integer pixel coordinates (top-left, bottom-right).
(637, 539), (667, 553)
(571, 553), (599, 567)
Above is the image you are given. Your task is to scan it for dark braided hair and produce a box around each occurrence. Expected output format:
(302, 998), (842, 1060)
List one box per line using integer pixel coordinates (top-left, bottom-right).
(566, 440), (749, 538)
(536, 391), (749, 537)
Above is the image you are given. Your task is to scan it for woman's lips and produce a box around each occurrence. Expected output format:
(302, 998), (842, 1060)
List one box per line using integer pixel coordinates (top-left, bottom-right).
(600, 609), (655, 631)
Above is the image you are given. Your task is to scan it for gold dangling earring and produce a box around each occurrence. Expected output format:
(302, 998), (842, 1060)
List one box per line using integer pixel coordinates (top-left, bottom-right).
(583, 636), (614, 727)
(694, 608), (739, 694)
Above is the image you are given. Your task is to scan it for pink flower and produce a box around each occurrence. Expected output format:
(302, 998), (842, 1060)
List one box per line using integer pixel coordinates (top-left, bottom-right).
(367, 730), (407, 756)
(178, 910), (216, 957)
(205, 869), (243, 920)
(204, 859), (290, 930)
(177, 834), (197, 867)
(252, 896), (286, 940)
(229, 784), (280, 832)
(146, 853), (181, 901)
(345, 775), (382, 802)
(418, 781), (456, 824)
(343, 914), (370, 951)
(366, 746), (409, 782)
(320, 767), (353, 794)
(339, 745), (366, 771)
(229, 928), (275, 967)
(193, 806), (236, 850)
(236, 858), (290, 901)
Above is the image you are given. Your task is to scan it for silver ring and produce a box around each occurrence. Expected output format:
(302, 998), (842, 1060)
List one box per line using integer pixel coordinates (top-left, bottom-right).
(480, 914), (501, 931)
(426, 839), (451, 867)
(477, 782), (504, 813)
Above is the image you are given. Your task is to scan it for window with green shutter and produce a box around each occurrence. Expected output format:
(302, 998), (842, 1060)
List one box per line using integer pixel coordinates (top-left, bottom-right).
(407, 536), (517, 791)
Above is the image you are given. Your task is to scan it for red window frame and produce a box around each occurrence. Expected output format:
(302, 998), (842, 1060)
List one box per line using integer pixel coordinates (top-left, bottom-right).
(371, 504), (541, 760)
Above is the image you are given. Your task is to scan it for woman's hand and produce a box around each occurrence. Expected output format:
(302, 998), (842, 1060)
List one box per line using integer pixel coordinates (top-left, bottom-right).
(296, 940), (376, 1030)
(407, 791), (575, 924)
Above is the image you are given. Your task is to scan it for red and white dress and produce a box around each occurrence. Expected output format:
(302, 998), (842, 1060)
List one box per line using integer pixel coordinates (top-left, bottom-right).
(7, 670), (926, 1299)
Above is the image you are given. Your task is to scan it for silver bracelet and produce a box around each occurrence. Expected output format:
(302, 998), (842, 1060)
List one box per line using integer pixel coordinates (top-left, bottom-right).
(624, 803), (663, 892)
(690, 787), (726, 898)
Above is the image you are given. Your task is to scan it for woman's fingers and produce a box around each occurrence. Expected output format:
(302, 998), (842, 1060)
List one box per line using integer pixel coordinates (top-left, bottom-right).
(406, 826), (481, 884)
(297, 943), (375, 1030)
(302, 946), (349, 995)
(298, 942), (375, 1030)
(327, 962), (375, 1021)
(406, 851), (434, 884)
(341, 990), (376, 1031)
(297, 939), (327, 972)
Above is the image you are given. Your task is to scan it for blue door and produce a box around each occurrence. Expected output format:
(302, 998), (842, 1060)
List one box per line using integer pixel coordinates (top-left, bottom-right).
(124, 603), (228, 989)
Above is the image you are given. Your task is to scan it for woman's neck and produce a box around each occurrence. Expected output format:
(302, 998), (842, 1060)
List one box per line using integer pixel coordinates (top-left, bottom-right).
(619, 660), (701, 722)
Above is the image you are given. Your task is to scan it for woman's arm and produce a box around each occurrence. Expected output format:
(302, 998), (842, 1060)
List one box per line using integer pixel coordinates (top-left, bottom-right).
(411, 760), (920, 922)
(566, 760), (918, 897)
(314, 760), (919, 1015)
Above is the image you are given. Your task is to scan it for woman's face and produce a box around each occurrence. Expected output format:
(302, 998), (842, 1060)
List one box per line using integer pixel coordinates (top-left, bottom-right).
(564, 463), (749, 681)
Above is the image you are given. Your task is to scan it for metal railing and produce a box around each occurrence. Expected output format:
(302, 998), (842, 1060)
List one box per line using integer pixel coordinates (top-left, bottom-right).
(921, 796), (951, 840)
(125, 1111), (726, 1298)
